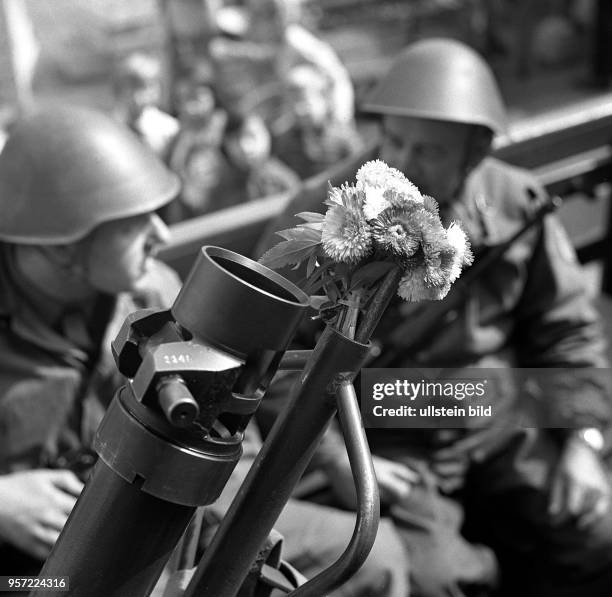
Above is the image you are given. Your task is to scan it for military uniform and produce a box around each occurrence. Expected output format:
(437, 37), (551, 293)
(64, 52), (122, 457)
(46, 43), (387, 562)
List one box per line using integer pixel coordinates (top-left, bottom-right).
(258, 149), (612, 597)
(0, 245), (182, 574)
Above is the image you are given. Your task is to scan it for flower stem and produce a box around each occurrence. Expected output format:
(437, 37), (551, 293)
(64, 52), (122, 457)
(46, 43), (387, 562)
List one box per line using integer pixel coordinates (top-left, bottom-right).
(354, 265), (403, 343)
(337, 290), (362, 340)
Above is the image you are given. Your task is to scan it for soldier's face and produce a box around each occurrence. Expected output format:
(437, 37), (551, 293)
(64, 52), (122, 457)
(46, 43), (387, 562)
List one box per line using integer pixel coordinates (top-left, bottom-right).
(83, 213), (170, 294)
(379, 116), (473, 205)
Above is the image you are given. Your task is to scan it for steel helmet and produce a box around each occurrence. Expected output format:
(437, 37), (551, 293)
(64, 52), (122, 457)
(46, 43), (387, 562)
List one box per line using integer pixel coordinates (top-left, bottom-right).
(362, 38), (507, 135)
(0, 105), (180, 245)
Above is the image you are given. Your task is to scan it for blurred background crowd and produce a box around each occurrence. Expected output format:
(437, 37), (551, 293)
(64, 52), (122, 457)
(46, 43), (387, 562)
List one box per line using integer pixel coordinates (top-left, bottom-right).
(1, 0), (611, 223)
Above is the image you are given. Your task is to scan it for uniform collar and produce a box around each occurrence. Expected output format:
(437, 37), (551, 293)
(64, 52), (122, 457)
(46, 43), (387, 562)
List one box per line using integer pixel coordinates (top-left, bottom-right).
(441, 159), (498, 249)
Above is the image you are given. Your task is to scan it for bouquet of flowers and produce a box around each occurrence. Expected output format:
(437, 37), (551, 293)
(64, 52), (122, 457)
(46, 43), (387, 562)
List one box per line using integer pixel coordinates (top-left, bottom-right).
(259, 160), (473, 342)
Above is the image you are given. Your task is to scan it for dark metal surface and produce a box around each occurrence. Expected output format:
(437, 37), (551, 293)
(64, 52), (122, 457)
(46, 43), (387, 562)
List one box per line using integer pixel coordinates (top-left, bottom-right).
(183, 325), (372, 597)
(173, 246), (309, 361)
(277, 349), (313, 370)
(157, 375), (200, 427)
(34, 460), (195, 597)
(95, 387), (241, 506)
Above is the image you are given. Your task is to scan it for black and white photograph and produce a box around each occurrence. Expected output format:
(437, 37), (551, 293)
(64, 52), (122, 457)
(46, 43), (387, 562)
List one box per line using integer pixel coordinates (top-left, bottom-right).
(1, 1), (612, 595)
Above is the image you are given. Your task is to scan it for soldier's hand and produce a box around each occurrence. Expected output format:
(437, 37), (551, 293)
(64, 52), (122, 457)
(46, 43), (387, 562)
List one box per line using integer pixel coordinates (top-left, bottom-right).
(0, 469), (83, 560)
(372, 456), (419, 505)
(549, 438), (611, 529)
(327, 454), (418, 509)
(431, 451), (470, 494)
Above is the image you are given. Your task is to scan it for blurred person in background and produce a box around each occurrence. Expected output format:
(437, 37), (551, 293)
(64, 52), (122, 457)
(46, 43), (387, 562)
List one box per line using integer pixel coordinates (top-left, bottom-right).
(163, 81), (229, 221)
(168, 81), (221, 175)
(165, 105), (300, 221)
(242, 0), (356, 127)
(223, 112), (301, 200)
(112, 52), (179, 159)
(272, 64), (363, 179)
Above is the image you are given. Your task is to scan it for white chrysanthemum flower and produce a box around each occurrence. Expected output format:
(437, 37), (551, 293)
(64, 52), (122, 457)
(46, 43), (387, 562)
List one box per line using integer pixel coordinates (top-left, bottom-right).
(327, 183), (344, 205)
(356, 160), (423, 220)
(446, 222), (473, 282)
(371, 207), (420, 258)
(397, 268), (429, 302)
(362, 185), (388, 220)
(356, 160), (405, 187)
(322, 204), (372, 263)
(397, 266), (451, 302)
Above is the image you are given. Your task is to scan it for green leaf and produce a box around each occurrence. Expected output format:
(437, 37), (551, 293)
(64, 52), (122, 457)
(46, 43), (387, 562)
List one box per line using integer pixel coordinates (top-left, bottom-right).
(303, 258), (334, 294)
(275, 226), (322, 242)
(306, 251), (319, 277)
(296, 211), (325, 223)
(259, 239), (321, 270)
(298, 222), (324, 232)
(349, 261), (396, 290)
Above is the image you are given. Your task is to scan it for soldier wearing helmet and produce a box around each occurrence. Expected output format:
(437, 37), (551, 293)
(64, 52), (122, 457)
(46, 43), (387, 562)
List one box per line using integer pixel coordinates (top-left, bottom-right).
(0, 105), (182, 574)
(257, 38), (612, 596)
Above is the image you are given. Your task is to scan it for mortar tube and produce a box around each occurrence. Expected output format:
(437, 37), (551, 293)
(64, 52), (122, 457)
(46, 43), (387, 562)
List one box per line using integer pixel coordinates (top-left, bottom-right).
(32, 379), (244, 597)
(32, 459), (196, 597)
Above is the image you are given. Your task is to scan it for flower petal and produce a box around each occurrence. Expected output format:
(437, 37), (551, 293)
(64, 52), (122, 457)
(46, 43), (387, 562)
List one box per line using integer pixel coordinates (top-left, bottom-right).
(322, 204), (372, 263)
